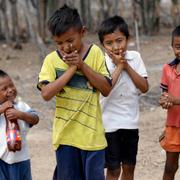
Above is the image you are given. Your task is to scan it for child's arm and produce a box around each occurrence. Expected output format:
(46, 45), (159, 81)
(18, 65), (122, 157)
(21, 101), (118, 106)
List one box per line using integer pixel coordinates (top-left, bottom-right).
(111, 65), (124, 88)
(63, 50), (111, 96)
(173, 97), (180, 105)
(40, 65), (77, 101)
(79, 63), (111, 96)
(5, 108), (39, 125)
(123, 62), (148, 93)
(105, 50), (124, 88)
(159, 92), (180, 109)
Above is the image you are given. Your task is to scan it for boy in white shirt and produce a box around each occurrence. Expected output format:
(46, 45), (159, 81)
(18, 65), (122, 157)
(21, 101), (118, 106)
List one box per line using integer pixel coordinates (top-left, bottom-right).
(98, 16), (149, 180)
(0, 69), (39, 180)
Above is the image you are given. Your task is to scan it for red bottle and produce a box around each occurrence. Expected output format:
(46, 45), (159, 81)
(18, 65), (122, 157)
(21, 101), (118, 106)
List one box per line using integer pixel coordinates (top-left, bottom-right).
(5, 107), (21, 152)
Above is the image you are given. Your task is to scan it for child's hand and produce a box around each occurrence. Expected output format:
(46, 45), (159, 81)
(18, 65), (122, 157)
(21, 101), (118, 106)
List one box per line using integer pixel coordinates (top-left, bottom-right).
(159, 92), (174, 109)
(106, 49), (127, 69)
(62, 50), (83, 69)
(0, 101), (13, 114)
(5, 107), (20, 122)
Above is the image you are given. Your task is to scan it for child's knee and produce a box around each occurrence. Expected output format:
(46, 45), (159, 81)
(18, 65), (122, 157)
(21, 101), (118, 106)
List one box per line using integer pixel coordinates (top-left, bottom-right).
(107, 168), (120, 178)
(165, 163), (178, 174)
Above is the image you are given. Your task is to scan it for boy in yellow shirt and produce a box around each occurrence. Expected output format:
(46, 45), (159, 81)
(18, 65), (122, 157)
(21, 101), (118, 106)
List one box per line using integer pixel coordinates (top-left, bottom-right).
(37, 4), (111, 180)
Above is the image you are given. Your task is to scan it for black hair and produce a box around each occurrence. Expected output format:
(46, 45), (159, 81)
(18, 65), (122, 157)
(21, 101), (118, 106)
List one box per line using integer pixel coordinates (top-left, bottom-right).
(172, 25), (180, 45)
(48, 4), (83, 36)
(98, 15), (129, 44)
(0, 70), (9, 77)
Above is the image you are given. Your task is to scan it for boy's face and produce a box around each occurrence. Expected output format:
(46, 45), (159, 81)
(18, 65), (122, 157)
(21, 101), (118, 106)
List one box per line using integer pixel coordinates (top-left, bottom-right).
(0, 76), (17, 104)
(172, 36), (180, 60)
(53, 27), (85, 54)
(102, 30), (128, 55)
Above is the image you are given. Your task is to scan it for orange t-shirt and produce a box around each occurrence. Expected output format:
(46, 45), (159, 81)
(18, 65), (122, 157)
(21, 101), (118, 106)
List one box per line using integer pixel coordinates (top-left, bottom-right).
(160, 59), (180, 127)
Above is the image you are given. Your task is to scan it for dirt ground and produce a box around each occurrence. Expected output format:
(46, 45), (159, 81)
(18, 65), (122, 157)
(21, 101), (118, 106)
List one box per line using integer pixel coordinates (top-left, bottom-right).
(0, 32), (180, 180)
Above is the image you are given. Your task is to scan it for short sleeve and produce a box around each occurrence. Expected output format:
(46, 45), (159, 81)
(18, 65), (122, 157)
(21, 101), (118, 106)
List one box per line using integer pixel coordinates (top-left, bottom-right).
(160, 64), (168, 91)
(96, 47), (111, 79)
(16, 101), (38, 116)
(134, 52), (148, 78)
(37, 54), (56, 90)
(16, 101), (39, 128)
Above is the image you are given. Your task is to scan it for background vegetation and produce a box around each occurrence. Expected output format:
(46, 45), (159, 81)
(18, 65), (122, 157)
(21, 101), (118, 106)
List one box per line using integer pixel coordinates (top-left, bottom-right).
(0, 0), (180, 57)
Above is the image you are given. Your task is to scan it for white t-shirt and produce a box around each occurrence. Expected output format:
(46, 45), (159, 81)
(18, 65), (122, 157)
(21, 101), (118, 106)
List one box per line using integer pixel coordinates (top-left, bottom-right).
(0, 101), (37, 164)
(100, 50), (148, 132)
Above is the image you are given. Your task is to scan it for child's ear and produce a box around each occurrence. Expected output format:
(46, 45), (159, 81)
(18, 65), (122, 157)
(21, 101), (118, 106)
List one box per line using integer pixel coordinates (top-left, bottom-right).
(81, 26), (87, 36)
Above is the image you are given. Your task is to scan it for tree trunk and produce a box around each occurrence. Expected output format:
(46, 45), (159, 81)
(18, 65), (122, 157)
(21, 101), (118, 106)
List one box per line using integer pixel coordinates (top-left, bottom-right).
(80, 0), (92, 30)
(139, 0), (160, 35)
(23, 0), (47, 60)
(99, 0), (109, 19)
(9, 0), (22, 48)
(107, 0), (119, 16)
(132, 0), (140, 51)
(0, 0), (10, 43)
(171, 0), (180, 26)
(37, 0), (47, 41)
(0, 12), (4, 40)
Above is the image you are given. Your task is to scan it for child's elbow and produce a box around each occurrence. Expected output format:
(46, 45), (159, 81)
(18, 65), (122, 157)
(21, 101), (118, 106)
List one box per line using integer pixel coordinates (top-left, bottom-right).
(141, 83), (149, 93)
(101, 86), (111, 97)
(34, 116), (39, 125)
(142, 88), (148, 93)
(41, 91), (51, 101)
(101, 91), (109, 97)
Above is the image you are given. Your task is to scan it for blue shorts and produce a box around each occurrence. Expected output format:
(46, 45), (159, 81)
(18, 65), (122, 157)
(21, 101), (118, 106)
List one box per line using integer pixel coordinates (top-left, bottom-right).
(53, 145), (105, 180)
(105, 129), (139, 170)
(0, 159), (32, 180)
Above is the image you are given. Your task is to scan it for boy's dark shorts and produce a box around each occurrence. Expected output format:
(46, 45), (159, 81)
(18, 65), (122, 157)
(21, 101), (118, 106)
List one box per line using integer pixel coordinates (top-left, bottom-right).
(53, 145), (105, 180)
(105, 129), (139, 170)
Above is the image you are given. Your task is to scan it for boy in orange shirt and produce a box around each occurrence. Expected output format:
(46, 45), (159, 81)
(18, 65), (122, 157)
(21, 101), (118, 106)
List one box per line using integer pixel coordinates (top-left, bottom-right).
(159, 25), (180, 180)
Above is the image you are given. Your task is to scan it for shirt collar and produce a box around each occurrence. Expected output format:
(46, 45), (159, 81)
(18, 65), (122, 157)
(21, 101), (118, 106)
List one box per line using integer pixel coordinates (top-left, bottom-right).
(125, 50), (134, 61)
(168, 58), (180, 66)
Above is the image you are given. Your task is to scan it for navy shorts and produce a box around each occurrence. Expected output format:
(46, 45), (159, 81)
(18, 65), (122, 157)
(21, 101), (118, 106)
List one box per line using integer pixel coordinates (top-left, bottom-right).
(105, 129), (139, 170)
(53, 145), (105, 180)
(0, 159), (32, 180)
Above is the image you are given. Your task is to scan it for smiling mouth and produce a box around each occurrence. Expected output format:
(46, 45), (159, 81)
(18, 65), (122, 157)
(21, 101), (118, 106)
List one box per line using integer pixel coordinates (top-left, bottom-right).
(7, 94), (16, 100)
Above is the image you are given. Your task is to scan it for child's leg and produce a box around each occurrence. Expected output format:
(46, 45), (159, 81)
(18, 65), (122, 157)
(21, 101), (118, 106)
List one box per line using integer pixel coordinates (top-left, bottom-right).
(106, 167), (121, 180)
(0, 159), (32, 180)
(104, 130), (123, 180)
(163, 151), (179, 180)
(53, 145), (105, 180)
(53, 145), (84, 180)
(121, 129), (139, 180)
(121, 164), (135, 180)
(82, 149), (105, 180)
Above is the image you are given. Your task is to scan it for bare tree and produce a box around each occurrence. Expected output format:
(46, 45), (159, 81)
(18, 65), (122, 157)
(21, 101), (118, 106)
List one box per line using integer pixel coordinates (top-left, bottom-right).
(99, 0), (109, 19)
(9, 0), (22, 48)
(0, 0), (10, 43)
(132, 0), (140, 51)
(171, 0), (180, 26)
(0, 11), (3, 39)
(107, 0), (119, 16)
(80, 0), (92, 30)
(36, 0), (47, 41)
(23, 0), (47, 59)
(134, 0), (160, 35)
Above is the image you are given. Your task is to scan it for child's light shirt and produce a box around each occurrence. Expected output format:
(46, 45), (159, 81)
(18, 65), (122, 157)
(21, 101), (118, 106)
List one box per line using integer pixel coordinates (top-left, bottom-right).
(0, 101), (37, 164)
(160, 59), (180, 127)
(38, 44), (111, 150)
(100, 50), (148, 132)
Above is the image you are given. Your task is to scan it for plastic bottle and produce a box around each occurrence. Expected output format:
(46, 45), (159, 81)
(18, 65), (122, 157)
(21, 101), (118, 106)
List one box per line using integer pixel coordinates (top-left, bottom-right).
(5, 107), (21, 152)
